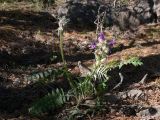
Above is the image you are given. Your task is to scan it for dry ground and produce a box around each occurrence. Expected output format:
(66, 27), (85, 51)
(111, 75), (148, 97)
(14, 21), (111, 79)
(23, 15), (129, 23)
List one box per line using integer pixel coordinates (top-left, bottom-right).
(0, 1), (160, 120)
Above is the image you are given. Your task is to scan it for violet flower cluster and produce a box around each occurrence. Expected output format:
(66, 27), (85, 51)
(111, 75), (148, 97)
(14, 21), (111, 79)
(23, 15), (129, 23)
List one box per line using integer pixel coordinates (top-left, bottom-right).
(89, 32), (115, 65)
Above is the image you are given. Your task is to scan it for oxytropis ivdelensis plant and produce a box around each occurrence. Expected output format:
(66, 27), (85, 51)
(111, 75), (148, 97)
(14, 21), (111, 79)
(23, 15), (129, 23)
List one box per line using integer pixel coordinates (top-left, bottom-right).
(77, 29), (142, 99)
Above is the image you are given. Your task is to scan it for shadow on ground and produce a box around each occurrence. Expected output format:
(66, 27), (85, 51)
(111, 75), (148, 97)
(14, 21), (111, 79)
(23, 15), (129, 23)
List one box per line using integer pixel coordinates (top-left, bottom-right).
(0, 10), (58, 32)
(0, 9), (59, 67)
(0, 53), (159, 118)
(107, 54), (160, 90)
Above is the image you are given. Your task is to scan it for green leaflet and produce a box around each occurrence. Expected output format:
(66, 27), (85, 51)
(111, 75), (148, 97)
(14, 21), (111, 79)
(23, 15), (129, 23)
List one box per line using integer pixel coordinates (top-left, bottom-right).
(29, 88), (66, 116)
(27, 68), (66, 83)
(119, 56), (143, 69)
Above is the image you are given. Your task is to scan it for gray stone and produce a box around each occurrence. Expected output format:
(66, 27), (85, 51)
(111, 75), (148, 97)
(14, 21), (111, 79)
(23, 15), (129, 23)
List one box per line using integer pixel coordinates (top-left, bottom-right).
(153, 0), (160, 22)
(109, 0), (155, 30)
(84, 99), (96, 108)
(137, 106), (160, 118)
(78, 61), (91, 77)
(118, 89), (146, 100)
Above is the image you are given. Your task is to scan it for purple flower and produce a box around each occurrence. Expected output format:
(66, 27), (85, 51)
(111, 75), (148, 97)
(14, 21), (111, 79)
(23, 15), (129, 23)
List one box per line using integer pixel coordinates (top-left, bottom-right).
(108, 39), (116, 47)
(98, 32), (105, 42)
(89, 42), (96, 49)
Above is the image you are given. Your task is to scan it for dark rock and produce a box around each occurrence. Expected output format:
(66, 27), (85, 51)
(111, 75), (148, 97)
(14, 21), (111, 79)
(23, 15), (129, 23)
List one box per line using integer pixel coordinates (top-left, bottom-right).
(57, 0), (100, 29)
(120, 106), (137, 116)
(57, 0), (159, 30)
(104, 93), (121, 104)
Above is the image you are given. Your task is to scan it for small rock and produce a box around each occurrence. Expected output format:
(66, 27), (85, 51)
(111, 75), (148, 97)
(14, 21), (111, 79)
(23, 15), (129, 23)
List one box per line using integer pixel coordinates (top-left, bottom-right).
(104, 93), (120, 104)
(118, 89), (146, 100)
(78, 61), (91, 77)
(13, 78), (20, 85)
(137, 106), (160, 118)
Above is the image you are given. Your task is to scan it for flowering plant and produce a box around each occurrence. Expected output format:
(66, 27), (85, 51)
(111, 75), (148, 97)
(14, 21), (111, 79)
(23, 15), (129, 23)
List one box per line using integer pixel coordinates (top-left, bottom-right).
(87, 31), (143, 96)
(90, 32), (115, 66)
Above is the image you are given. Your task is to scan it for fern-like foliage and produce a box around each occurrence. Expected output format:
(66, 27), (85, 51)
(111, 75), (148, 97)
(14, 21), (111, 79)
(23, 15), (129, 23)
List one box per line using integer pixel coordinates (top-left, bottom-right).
(118, 56), (143, 68)
(92, 56), (142, 81)
(73, 76), (94, 100)
(27, 68), (66, 83)
(92, 65), (109, 81)
(29, 88), (66, 115)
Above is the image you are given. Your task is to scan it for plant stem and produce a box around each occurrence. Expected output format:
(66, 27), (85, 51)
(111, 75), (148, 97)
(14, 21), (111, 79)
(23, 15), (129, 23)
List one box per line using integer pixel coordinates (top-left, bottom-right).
(59, 30), (66, 67)
(59, 29), (76, 89)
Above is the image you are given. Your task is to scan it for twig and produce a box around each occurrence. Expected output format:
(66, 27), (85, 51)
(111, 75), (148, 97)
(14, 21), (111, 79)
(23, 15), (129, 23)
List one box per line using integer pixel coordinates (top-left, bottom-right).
(113, 0), (117, 8)
(139, 74), (148, 84)
(112, 72), (123, 90)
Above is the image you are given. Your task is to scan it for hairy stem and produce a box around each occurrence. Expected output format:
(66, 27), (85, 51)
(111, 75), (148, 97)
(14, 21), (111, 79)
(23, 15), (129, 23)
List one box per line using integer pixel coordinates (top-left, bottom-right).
(59, 29), (66, 67)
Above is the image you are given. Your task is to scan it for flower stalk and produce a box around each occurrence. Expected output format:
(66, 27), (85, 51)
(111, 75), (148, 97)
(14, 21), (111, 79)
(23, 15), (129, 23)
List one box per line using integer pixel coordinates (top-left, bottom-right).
(57, 17), (76, 89)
